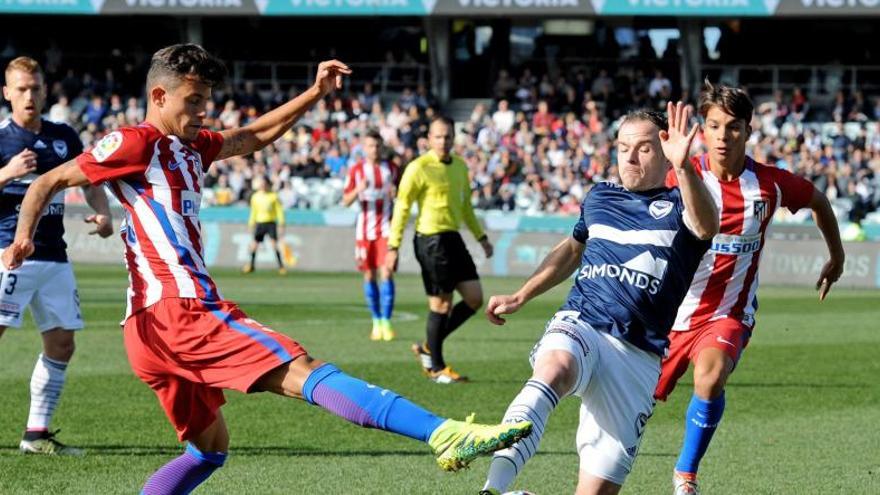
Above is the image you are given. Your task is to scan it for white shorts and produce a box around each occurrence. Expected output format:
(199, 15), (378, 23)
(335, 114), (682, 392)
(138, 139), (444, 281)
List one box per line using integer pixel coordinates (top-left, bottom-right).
(529, 310), (661, 485)
(0, 259), (83, 332)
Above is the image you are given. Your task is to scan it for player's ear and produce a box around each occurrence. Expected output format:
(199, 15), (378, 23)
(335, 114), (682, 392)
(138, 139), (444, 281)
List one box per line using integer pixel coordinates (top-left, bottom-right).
(150, 85), (167, 109)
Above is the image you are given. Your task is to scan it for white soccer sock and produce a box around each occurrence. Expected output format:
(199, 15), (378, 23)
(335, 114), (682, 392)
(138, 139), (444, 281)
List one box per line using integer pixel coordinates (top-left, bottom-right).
(483, 379), (560, 493)
(27, 354), (69, 431)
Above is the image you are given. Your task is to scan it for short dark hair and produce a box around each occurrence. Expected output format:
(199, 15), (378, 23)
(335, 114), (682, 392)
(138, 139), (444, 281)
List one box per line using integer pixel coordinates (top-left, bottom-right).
(429, 115), (454, 131)
(146, 44), (227, 91)
(618, 109), (668, 136)
(698, 79), (753, 123)
(364, 129), (383, 142)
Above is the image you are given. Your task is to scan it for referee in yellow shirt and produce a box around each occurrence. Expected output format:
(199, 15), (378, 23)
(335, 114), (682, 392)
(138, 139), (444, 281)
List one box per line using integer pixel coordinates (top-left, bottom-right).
(385, 117), (493, 384)
(244, 176), (287, 275)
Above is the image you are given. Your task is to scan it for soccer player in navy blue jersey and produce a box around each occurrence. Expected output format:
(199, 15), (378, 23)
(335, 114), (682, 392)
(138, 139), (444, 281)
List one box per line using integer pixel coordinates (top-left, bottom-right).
(0, 57), (113, 455)
(480, 102), (720, 495)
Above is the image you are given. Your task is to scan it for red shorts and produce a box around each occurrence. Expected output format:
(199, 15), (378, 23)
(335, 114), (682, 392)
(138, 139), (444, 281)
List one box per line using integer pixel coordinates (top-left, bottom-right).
(355, 237), (388, 272)
(123, 298), (307, 441)
(654, 318), (752, 401)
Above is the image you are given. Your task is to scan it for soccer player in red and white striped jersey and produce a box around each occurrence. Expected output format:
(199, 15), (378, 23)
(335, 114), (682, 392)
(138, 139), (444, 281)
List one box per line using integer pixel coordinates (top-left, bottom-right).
(656, 83), (845, 495)
(2, 44), (533, 493)
(342, 130), (398, 341)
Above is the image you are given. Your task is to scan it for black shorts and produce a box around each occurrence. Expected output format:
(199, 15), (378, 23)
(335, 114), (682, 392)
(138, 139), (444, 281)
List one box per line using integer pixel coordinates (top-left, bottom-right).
(253, 222), (278, 242)
(413, 231), (479, 296)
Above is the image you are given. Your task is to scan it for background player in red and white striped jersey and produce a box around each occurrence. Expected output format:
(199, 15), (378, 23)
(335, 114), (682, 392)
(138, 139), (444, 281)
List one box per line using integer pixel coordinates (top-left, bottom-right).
(2, 44), (533, 493)
(342, 130), (398, 341)
(656, 82), (845, 495)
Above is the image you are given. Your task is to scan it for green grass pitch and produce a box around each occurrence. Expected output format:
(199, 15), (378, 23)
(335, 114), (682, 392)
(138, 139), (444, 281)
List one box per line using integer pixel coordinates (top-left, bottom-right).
(0, 265), (878, 494)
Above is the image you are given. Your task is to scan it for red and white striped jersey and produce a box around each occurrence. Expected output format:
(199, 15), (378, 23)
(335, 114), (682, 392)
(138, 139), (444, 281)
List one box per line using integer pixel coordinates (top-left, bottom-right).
(344, 160), (397, 241)
(76, 123), (225, 319)
(667, 154), (814, 331)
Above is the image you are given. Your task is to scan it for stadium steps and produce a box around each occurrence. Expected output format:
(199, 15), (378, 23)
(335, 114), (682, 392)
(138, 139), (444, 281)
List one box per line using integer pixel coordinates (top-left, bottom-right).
(445, 98), (494, 123)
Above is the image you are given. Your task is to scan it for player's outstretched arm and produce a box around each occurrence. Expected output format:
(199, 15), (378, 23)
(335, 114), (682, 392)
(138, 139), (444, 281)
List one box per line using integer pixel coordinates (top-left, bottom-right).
(216, 60), (351, 160)
(2, 160), (90, 270)
(808, 188), (845, 300)
(487, 236), (584, 325)
(661, 101), (719, 240)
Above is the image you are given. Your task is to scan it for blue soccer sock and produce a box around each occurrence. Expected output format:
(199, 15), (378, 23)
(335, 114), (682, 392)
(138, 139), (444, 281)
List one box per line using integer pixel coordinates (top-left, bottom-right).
(363, 280), (381, 320)
(141, 443), (227, 495)
(303, 363), (446, 443)
(675, 393), (726, 475)
(379, 279), (395, 321)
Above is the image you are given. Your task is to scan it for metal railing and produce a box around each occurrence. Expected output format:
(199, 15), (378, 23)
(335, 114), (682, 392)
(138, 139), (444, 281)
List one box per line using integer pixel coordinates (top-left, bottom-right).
(702, 64), (880, 97)
(230, 60), (429, 96)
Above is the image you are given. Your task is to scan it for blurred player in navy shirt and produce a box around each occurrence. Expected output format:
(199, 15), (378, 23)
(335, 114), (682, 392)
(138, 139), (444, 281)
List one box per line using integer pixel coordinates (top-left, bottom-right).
(0, 57), (113, 455)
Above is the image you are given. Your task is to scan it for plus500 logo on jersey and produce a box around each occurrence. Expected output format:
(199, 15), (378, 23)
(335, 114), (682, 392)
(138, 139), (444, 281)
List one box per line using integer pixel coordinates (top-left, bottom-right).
(577, 251), (668, 295)
(181, 190), (200, 217)
(710, 233), (762, 255)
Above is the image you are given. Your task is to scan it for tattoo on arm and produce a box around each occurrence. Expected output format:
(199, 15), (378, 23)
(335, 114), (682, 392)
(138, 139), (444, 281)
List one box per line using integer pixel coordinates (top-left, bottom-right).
(219, 131), (254, 160)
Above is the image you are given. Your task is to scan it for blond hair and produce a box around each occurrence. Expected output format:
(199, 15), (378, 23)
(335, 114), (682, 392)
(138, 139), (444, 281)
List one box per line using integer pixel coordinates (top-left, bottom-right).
(5, 57), (43, 84)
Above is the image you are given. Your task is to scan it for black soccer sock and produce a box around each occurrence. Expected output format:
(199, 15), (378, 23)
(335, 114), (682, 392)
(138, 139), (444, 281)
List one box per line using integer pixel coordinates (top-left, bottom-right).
(249, 250), (256, 268)
(426, 311), (449, 372)
(443, 301), (477, 339)
(274, 250), (283, 268)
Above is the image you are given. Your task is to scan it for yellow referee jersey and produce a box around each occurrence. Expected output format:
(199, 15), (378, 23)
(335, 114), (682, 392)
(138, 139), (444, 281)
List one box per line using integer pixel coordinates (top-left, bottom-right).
(248, 190), (285, 226)
(388, 150), (485, 249)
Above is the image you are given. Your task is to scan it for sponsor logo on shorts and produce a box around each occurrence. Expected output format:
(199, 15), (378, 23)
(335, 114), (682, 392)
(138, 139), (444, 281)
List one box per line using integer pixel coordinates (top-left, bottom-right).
(716, 335), (736, 347)
(0, 301), (21, 319)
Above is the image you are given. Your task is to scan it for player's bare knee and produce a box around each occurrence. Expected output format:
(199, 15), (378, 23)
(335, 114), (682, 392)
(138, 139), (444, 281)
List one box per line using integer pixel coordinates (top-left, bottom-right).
(533, 350), (578, 397)
(693, 365), (728, 399)
(575, 471), (622, 495)
(464, 292), (483, 311)
(43, 331), (75, 362)
(363, 270), (376, 282)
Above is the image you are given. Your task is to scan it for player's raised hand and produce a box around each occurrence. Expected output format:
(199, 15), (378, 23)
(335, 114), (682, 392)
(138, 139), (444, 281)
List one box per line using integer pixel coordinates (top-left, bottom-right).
(486, 294), (523, 326)
(1, 239), (34, 270)
(660, 101), (699, 170)
(4, 149), (38, 180)
(85, 214), (113, 238)
(816, 257), (844, 301)
(313, 60), (352, 96)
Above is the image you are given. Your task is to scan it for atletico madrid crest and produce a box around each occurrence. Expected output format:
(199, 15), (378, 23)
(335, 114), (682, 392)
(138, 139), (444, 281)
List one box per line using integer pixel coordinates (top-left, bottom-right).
(753, 200), (768, 222)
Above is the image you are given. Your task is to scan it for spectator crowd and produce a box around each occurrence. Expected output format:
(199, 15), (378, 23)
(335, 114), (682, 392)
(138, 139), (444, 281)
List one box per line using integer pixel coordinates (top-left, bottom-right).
(3, 63), (880, 223)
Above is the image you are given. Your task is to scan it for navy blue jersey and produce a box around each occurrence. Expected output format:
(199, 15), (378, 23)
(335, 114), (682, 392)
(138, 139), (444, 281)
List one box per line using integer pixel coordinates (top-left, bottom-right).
(0, 118), (83, 262)
(561, 182), (710, 357)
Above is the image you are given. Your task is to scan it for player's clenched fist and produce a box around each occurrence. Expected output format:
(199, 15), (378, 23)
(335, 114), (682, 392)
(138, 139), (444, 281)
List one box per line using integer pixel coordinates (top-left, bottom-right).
(313, 60), (352, 96)
(2, 239), (34, 270)
(485, 294), (524, 326)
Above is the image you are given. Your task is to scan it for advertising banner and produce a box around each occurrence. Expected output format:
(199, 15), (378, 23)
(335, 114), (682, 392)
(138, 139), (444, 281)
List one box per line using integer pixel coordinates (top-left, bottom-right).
(64, 218), (880, 289)
(260, 0), (430, 15)
(98, 0), (261, 14)
(431, 0), (594, 15)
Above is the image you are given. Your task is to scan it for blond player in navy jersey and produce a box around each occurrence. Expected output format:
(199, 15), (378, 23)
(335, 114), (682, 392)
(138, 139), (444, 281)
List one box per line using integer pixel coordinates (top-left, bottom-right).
(0, 56), (113, 456)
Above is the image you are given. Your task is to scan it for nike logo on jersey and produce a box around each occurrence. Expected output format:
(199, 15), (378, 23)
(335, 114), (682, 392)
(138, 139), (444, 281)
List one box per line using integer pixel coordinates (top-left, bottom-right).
(34, 140), (47, 149)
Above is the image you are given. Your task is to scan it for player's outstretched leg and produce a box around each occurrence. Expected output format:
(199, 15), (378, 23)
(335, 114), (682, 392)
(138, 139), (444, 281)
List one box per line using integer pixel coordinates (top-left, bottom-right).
(141, 414), (229, 495)
(255, 358), (533, 472)
(482, 350), (580, 493)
